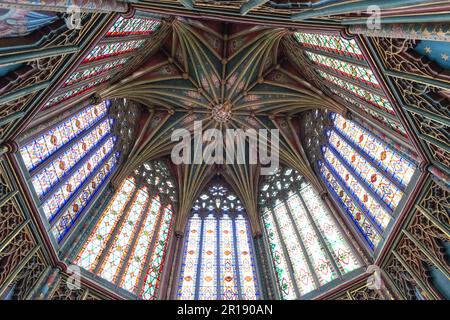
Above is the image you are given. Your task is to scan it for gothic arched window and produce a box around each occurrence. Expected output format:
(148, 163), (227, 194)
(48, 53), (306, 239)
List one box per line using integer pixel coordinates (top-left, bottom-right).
(259, 168), (362, 300)
(316, 113), (417, 250)
(45, 16), (161, 108)
(294, 31), (407, 137)
(177, 183), (261, 300)
(18, 100), (125, 242)
(75, 160), (176, 299)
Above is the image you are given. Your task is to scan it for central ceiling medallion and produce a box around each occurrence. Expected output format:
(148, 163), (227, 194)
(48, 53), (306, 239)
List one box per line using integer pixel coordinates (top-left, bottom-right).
(212, 101), (233, 123)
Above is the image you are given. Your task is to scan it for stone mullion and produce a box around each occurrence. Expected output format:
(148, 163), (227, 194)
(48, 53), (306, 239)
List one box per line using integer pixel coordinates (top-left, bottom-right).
(322, 160), (385, 238)
(267, 206), (301, 299)
(259, 221), (282, 300)
(93, 186), (140, 274)
(296, 190), (344, 278)
(333, 127), (406, 192)
(166, 232), (184, 299)
(135, 203), (166, 298)
(114, 194), (153, 287)
(314, 64), (385, 97)
(282, 198), (322, 289)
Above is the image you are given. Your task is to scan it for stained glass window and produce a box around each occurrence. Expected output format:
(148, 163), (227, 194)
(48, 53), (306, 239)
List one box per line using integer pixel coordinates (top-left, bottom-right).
(106, 16), (161, 36)
(294, 31), (408, 137)
(83, 40), (146, 63)
(259, 168), (361, 299)
(75, 160), (176, 299)
(45, 76), (112, 108)
(294, 32), (363, 59)
(20, 101), (108, 170)
(305, 51), (379, 87)
(318, 113), (416, 250)
(177, 183), (261, 300)
(63, 58), (129, 87)
(19, 101), (120, 243)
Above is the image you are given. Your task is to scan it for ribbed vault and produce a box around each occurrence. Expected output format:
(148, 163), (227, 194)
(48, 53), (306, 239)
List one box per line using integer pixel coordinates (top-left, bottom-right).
(100, 18), (346, 235)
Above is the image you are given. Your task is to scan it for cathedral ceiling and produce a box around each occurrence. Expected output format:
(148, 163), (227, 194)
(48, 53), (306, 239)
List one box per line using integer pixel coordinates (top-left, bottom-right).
(98, 18), (349, 233)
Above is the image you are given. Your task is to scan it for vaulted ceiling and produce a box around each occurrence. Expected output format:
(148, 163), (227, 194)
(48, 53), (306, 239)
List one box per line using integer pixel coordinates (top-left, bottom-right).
(94, 18), (349, 234)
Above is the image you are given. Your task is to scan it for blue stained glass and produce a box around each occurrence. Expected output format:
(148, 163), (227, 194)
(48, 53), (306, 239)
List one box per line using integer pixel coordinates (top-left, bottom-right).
(178, 184), (260, 300)
(42, 135), (116, 222)
(31, 118), (113, 198)
(20, 101), (109, 171)
(51, 153), (118, 241)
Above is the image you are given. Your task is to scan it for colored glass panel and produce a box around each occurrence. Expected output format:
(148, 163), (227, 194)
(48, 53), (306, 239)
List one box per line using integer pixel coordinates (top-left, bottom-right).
(286, 193), (338, 285)
(76, 178), (136, 271)
(177, 184), (260, 300)
(333, 114), (415, 187)
(83, 40), (145, 63)
(120, 198), (161, 293)
(300, 186), (361, 274)
(20, 101), (108, 170)
(177, 216), (202, 300)
(294, 32), (363, 58)
(272, 201), (316, 296)
(319, 163), (382, 249)
(45, 76), (112, 107)
(235, 216), (259, 300)
(317, 70), (395, 114)
(219, 214), (238, 300)
(141, 206), (174, 300)
(51, 153), (118, 241)
(63, 58), (129, 86)
(328, 130), (404, 210)
(305, 51), (379, 87)
(329, 88), (407, 136)
(107, 17), (161, 36)
(323, 147), (392, 231)
(262, 209), (297, 300)
(31, 118), (112, 198)
(198, 214), (218, 300)
(42, 136), (116, 221)
(98, 188), (149, 283)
